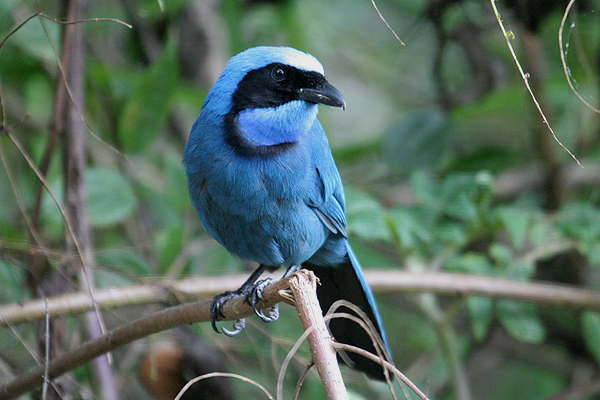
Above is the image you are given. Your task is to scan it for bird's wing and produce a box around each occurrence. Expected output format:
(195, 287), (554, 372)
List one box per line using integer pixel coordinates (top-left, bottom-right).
(310, 174), (347, 237)
(305, 121), (347, 237)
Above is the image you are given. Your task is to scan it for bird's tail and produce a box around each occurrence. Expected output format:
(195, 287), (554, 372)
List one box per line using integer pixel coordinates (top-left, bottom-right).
(303, 241), (391, 380)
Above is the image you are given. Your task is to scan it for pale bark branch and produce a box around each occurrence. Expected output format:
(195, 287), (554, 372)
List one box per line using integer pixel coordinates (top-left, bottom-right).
(0, 275), (293, 400)
(3, 271), (600, 329)
(287, 270), (348, 400)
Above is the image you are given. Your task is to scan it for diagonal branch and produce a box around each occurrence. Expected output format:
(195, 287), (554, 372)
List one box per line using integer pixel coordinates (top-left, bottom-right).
(0, 275), (294, 400)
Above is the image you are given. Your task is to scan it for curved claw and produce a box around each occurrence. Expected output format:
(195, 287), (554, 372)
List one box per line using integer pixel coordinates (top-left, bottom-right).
(222, 318), (246, 337)
(255, 303), (279, 323)
(247, 278), (279, 323)
(210, 291), (235, 334)
(210, 305), (223, 334)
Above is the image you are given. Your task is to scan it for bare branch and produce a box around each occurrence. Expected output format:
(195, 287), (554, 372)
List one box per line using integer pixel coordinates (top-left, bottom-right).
(3, 271), (600, 328)
(287, 270), (348, 400)
(0, 276), (292, 400)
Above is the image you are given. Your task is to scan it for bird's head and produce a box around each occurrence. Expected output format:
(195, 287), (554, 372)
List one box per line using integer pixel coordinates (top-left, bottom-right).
(202, 47), (345, 151)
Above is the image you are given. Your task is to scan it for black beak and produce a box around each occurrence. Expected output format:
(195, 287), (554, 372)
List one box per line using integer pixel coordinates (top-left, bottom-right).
(298, 81), (346, 110)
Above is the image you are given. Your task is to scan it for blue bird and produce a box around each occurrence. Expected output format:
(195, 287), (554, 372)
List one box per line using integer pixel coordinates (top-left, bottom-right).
(184, 46), (391, 380)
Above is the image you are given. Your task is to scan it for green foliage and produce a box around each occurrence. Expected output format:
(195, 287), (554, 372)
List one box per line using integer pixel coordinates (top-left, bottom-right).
(345, 187), (392, 242)
(117, 37), (179, 152)
(497, 300), (546, 344)
(0, 259), (27, 303)
(382, 108), (452, 172)
(583, 311), (600, 367)
(1, 1), (599, 400)
(41, 167), (137, 231)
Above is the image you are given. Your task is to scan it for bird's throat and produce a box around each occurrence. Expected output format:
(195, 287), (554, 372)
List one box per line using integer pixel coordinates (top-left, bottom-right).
(235, 101), (318, 148)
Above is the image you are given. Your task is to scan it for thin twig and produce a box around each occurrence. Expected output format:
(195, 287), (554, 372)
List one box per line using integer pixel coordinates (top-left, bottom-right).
(370, 0), (406, 46)
(175, 372), (275, 400)
(36, 14), (128, 160)
(558, 0), (600, 114)
(417, 293), (471, 400)
(0, 13), (131, 135)
(294, 361), (314, 400)
(42, 300), (50, 400)
(277, 307), (320, 400)
(5, 133), (89, 271)
(334, 343), (431, 400)
(0, 13), (131, 51)
(489, 0), (583, 168)
(0, 144), (51, 262)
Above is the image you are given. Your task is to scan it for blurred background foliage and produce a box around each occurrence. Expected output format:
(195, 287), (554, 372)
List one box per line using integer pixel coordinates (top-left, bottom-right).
(1, 0), (600, 399)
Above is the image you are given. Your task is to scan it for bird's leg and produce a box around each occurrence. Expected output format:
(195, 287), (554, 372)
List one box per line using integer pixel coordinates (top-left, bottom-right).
(282, 264), (302, 278)
(246, 264), (301, 323)
(210, 264), (269, 336)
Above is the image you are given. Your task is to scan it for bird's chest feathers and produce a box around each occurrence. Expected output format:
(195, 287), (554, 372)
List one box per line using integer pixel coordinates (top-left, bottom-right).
(236, 101), (318, 147)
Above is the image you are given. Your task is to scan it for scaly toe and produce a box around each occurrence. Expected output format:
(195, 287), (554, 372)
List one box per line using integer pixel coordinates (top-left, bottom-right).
(210, 290), (240, 334)
(247, 278), (279, 323)
(222, 318), (246, 337)
(256, 303), (279, 323)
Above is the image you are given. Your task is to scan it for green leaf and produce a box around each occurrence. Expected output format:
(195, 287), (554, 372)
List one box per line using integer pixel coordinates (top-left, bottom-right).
(382, 108), (451, 172)
(447, 146), (514, 173)
(42, 167), (137, 229)
(164, 149), (192, 211)
(558, 202), (600, 242)
(345, 187), (391, 242)
(409, 170), (439, 210)
(529, 216), (562, 248)
(156, 223), (184, 273)
(582, 311), (600, 366)
(489, 243), (512, 267)
(25, 74), (53, 126)
(95, 269), (134, 288)
(467, 296), (493, 340)
(498, 206), (531, 250)
(95, 249), (152, 277)
(0, 259), (27, 303)
(86, 168), (137, 227)
(387, 208), (432, 250)
(8, 16), (60, 64)
(117, 36), (178, 152)
(498, 300), (546, 344)
(436, 221), (468, 247)
(446, 253), (493, 275)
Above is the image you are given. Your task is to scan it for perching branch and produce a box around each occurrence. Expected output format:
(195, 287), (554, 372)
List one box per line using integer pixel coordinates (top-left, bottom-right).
(0, 275), (294, 400)
(286, 270), (348, 400)
(3, 268), (599, 399)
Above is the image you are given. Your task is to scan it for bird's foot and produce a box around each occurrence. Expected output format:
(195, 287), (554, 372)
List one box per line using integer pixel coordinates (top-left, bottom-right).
(210, 277), (278, 335)
(245, 278), (279, 323)
(210, 290), (247, 336)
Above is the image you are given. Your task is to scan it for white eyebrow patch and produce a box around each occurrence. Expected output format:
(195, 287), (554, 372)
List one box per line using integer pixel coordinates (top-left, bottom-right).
(277, 47), (325, 75)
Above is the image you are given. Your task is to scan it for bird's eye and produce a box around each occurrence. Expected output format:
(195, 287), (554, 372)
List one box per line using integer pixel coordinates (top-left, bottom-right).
(271, 67), (286, 82)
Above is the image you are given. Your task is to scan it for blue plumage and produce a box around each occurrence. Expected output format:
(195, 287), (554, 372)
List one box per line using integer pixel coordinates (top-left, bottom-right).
(184, 46), (391, 380)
